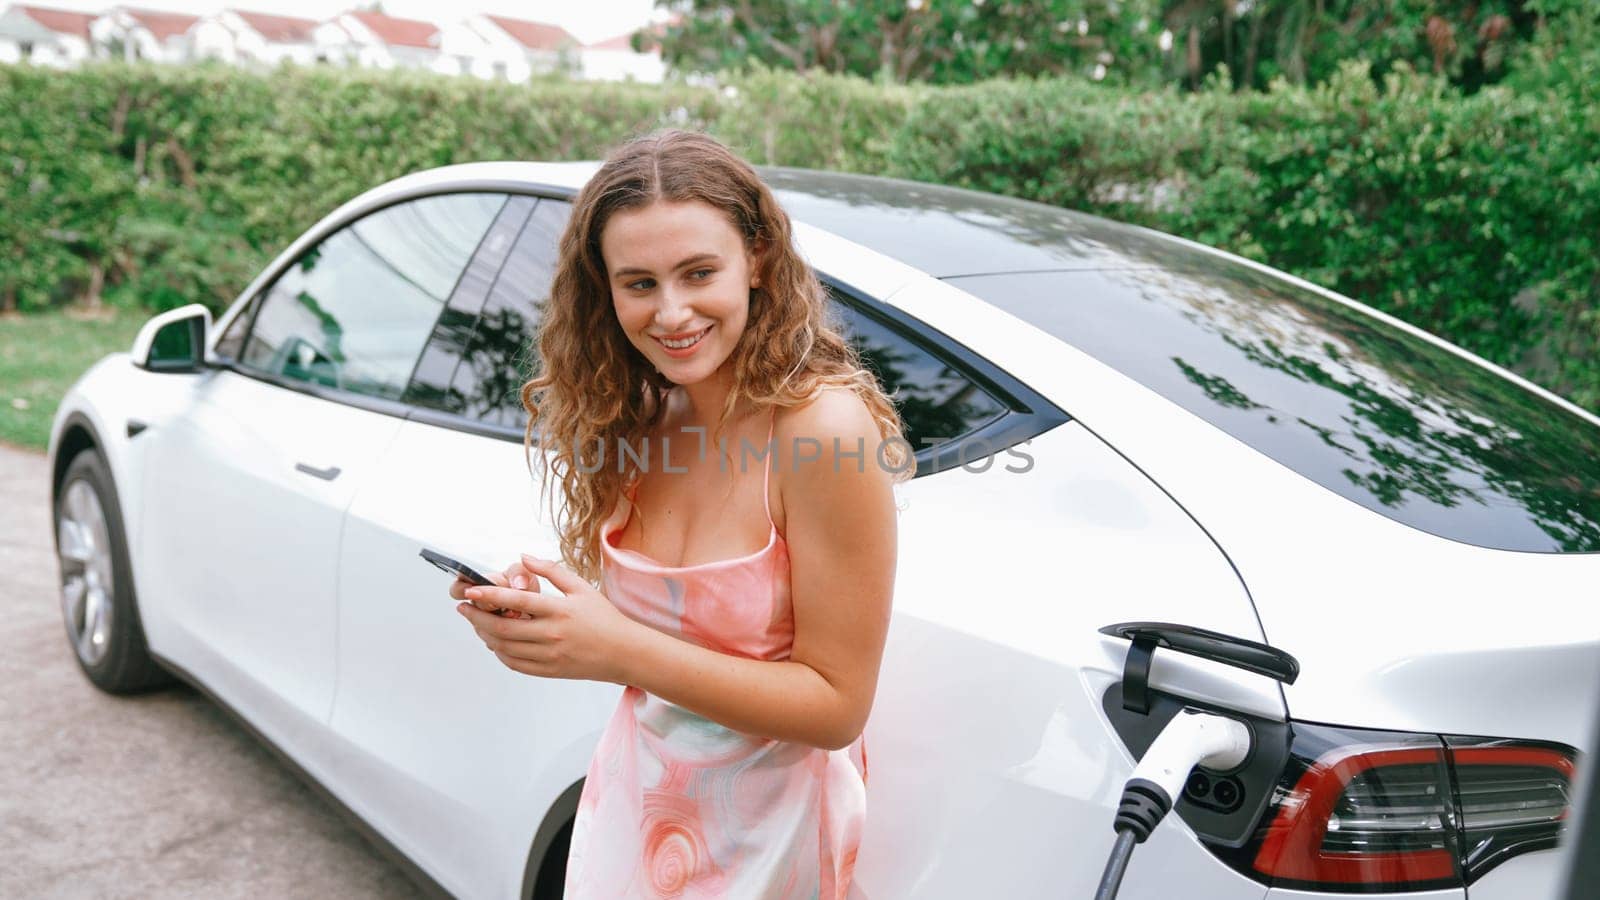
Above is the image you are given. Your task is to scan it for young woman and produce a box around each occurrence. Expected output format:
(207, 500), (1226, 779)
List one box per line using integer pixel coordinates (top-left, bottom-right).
(448, 129), (911, 899)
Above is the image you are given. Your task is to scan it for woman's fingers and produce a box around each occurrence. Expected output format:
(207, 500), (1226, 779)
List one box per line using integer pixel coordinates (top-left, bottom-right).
(445, 559), (550, 618)
(450, 570), (506, 595)
(501, 559), (542, 592)
(482, 571), (512, 609)
(457, 598), (544, 634)
(463, 583), (555, 619)
(448, 565), (544, 618)
(500, 562), (522, 581)
(451, 573), (509, 612)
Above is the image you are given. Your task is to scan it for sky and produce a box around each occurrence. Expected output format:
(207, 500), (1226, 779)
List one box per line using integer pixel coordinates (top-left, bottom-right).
(35, 0), (661, 45)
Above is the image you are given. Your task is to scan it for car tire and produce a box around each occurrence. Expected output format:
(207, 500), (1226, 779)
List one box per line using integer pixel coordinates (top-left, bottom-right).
(54, 449), (172, 694)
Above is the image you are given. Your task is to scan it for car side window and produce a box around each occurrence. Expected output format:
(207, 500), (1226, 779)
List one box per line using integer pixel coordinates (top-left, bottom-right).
(443, 198), (571, 428)
(238, 193), (508, 401)
(826, 288), (1007, 453)
(404, 195), (537, 412)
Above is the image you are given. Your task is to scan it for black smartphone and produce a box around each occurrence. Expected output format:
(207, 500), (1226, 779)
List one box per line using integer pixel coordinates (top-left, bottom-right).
(419, 548), (493, 587)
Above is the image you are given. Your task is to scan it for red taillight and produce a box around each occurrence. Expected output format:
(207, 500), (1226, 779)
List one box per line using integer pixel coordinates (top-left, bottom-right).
(1205, 722), (1578, 893)
(1446, 738), (1576, 882)
(1251, 741), (1459, 888)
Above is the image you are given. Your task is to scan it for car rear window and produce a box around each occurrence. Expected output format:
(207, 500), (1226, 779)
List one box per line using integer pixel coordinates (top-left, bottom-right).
(947, 262), (1600, 553)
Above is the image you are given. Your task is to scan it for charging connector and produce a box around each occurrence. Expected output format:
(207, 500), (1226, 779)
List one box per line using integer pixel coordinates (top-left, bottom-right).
(1094, 708), (1253, 900)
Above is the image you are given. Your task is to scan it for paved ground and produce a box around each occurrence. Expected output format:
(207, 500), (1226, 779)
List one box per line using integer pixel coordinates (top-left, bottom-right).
(0, 441), (428, 899)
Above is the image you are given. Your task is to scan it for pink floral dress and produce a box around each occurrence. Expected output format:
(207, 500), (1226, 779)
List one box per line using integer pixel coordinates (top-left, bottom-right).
(563, 408), (870, 899)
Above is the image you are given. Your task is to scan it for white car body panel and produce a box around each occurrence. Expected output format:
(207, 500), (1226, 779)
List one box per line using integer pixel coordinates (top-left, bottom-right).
(48, 354), (176, 557)
(137, 369), (405, 731)
(330, 415), (618, 900)
(1467, 848), (1564, 900)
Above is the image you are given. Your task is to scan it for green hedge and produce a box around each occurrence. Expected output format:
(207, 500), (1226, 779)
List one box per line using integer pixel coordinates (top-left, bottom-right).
(2, 61), (1595, 412)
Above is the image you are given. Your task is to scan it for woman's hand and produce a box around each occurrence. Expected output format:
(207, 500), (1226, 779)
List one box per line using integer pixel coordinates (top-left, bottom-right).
(455, 553), (641, 685)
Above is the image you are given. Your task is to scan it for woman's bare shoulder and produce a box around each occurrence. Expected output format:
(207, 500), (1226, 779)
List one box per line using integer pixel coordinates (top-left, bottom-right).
(775, 386), (877, 443)
(773, 386), (888, 496)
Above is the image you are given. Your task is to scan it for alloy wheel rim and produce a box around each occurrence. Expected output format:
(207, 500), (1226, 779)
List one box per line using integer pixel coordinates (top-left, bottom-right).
(58, 479), (114, 667)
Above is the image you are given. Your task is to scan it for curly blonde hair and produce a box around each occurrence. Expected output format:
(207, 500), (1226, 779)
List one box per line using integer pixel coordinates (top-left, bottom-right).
(519, 129), (914, 585)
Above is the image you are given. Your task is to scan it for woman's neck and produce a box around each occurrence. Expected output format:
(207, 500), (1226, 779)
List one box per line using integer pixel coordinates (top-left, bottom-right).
(670, 372), (756, 431)
(675, 369), (732, 426)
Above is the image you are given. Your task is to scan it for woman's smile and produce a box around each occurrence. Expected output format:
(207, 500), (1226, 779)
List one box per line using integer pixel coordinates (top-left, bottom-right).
(653, 324), (714, 356)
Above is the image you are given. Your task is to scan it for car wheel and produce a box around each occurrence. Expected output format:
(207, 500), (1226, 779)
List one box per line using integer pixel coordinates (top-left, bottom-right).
(54, 449), (172, 693)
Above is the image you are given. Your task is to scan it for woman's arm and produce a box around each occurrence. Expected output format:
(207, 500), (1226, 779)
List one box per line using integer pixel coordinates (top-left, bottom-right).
(618, 387), (898, 751)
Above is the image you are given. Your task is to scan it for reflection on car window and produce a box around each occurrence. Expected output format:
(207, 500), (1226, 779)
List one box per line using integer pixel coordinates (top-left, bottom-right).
(448, 198), (571, 428)
(767, 166), (1186, 279)
(240, 193), (507, 400)
(405, 196), (535, 413)
(826, 289), (1006, 452)
(948, 263), (1600, 552)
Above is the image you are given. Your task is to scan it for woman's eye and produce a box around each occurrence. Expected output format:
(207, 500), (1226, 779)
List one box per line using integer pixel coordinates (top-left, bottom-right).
(627, 278), (655, 291)
(689, 269), (713, 281)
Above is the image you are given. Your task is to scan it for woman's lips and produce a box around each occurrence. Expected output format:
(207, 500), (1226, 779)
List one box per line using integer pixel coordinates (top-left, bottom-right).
(653, 325), (713, 357)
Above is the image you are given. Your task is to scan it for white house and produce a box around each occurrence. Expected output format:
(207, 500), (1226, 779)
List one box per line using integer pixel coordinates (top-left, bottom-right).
(322, 9), (441, 73)
(0, 5), (94, 67)
(190, 9), (318, 68)
(89, 6), (199, 63)
(1, 4), (672, 84)
(581, 23), (667, 83)
(440, 13), (576, 83)
(309, 16), (354, 66)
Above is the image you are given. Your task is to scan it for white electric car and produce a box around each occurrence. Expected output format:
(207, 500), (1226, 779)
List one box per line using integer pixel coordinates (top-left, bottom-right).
(48, 161), (1600, 899)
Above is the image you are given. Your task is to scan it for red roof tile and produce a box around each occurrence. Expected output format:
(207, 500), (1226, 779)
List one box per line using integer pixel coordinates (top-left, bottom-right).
(232, 9), (317, 44)
(15, 5), (94, 39)
(345, 10), (439, 49)
(587, 31), (636, 52)
(588, 21), (667, 52)
(122, 7), (201, 41)
(483, 14), (574, 51)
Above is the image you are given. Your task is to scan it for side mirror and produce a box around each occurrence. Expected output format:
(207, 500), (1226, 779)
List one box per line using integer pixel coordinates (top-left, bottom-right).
(132, 304), (213, 373)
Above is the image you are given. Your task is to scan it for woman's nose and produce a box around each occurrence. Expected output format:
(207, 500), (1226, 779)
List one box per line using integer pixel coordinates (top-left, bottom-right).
(653, 286), (695, 330)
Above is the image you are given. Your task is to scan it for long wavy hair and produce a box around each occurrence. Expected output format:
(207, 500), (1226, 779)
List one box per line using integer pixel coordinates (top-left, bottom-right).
(519, 129), (914, 585)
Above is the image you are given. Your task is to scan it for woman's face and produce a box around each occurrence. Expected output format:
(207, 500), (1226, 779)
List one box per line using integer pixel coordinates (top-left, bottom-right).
(601, 199), (760, 387)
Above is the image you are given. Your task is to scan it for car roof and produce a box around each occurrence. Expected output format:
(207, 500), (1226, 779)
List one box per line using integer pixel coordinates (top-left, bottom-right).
(760, 166), (1200, 278)
(359, 159), (1206, 279)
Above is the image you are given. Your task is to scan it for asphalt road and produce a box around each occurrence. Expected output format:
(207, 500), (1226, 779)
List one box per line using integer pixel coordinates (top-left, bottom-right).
(0, 441), (428, 899)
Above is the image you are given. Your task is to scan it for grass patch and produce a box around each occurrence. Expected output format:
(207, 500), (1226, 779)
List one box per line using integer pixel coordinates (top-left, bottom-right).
(0, 307), (147, 452)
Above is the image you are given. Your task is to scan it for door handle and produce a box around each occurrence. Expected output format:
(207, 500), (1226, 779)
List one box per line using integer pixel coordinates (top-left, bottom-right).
(294, 462), (342, 481)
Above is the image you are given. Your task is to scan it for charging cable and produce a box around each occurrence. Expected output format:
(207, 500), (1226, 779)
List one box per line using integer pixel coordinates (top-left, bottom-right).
(1093, 708), (1253, 900)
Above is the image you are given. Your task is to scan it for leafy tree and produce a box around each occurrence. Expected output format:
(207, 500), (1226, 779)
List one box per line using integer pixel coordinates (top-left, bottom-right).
(647, 0), (1172, 85)
(650, 0), (1552, 92)
(1165, 0), (1540, 92)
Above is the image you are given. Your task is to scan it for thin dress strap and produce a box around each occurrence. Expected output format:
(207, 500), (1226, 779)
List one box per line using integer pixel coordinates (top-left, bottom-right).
(762, 405), (777, 529)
